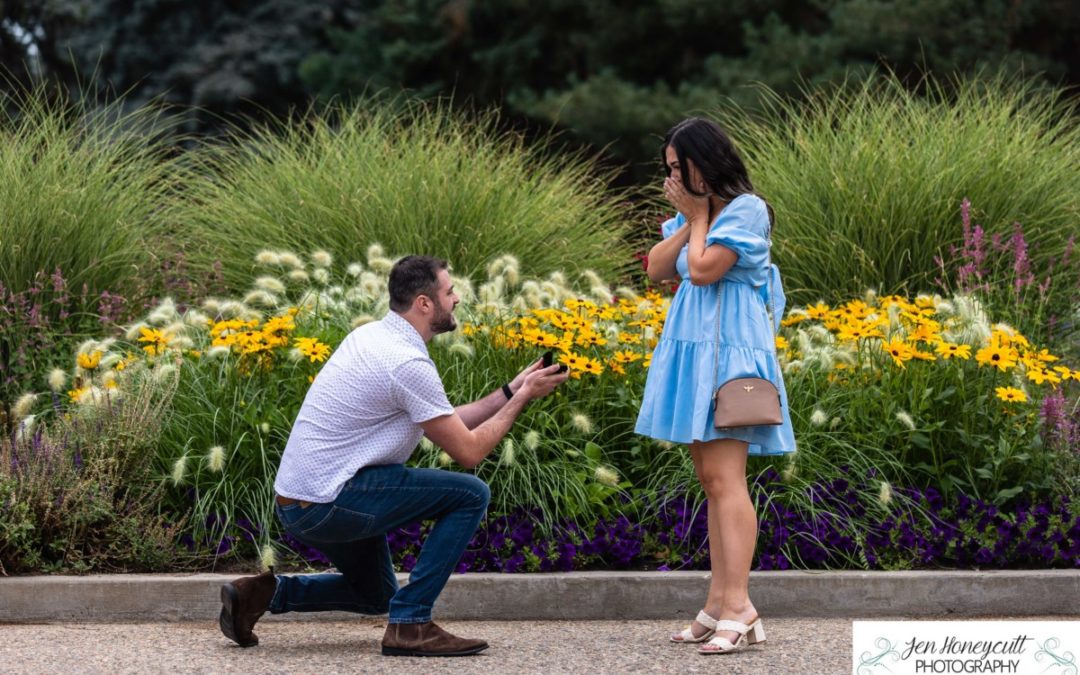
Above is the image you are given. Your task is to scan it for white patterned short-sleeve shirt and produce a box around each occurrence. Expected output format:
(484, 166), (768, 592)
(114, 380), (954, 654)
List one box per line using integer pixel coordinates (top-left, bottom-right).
(274, 311), (454, 503)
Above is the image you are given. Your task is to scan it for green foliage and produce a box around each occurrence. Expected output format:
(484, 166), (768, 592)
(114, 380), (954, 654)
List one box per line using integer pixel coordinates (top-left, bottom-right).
(0, 83), (181, 297)
(174, 100), (636, 292)
(298, 0), (1080, 181)
(722, 73), (1080, 307)
(0, 375), (185, 574)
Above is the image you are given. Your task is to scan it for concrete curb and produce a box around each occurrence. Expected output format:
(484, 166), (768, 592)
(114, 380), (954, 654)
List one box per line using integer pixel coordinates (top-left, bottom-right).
(1, 570), (1078, 623)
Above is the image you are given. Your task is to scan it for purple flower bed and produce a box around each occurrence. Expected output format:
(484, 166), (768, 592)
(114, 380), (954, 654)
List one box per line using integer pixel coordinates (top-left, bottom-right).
(276, 469), (1080, 572)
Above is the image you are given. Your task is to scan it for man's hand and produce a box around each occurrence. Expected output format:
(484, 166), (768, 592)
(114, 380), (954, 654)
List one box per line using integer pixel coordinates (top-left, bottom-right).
(508, 357), (544, 394)
(517, 363), (570, 400)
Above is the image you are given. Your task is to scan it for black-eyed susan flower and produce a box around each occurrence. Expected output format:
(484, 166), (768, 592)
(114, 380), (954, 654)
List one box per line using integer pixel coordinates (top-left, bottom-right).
(1025, 368), (1061, 386)
(138, 327), (173, 356)
(77, 351), (103, 370)
(994, 386), (1027, 403)
(935, 342), (972, 360)
(295, 337), (331, 363)
(976, 344), (1017, 372)
(883, 339), (914, 368)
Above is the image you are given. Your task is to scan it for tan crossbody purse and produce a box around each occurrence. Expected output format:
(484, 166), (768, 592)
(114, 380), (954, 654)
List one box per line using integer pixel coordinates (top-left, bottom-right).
(712, 236), (783, 430)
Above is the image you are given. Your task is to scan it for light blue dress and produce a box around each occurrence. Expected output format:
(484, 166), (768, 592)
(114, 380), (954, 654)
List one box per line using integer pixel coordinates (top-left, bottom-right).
(635, 194), (797, 455)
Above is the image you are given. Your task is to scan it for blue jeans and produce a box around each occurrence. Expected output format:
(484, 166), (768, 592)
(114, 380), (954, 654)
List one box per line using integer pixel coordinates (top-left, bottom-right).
(269, 464), (490, 624)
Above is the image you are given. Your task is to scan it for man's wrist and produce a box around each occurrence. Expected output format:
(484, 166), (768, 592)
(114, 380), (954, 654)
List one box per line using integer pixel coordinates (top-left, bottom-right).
(502, 383), (514, 400)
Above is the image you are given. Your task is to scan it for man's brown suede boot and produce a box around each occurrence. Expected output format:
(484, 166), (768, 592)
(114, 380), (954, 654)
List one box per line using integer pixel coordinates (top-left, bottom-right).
(219, 569), (276, 647)
(381, 621), (489, 657)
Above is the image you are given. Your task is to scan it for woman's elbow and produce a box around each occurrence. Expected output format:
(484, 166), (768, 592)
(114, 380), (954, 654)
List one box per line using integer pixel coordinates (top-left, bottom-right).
(687, 270), (719, 286)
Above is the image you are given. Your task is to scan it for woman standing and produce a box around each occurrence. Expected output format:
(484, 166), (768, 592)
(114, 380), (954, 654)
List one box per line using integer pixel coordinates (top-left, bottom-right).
(635, 117), (797, 655)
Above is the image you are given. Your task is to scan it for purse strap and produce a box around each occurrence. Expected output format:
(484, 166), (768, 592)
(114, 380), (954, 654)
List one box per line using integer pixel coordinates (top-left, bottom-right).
(712, 215), (778, 393)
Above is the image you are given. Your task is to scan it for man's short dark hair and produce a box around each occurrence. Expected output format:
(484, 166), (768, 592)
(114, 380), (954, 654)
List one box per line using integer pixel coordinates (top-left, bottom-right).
(388, 255), (450, 312)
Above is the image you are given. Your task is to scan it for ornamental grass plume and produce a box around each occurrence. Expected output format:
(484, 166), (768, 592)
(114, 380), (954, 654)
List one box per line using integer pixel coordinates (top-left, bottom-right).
(243, 290), (278, 307)
(447, 342), (474, 358)
(570, 412), (594, 434)
(312, 268), (330, 285)
(207, 445), (226, 473)
(499, 438), (515, 466)
(368, 257), (394, 274)
(255, 250), (281, 265)
(260, 544), (277, 571)
(171, 455), (187, 486)
(310, 250), (333, 268)
(523, 430), (540, 451)
(594, 465), (619, 487)
(12, 393), (37, 420)
(277, 251), (304, 269)
(810, 409), (829, 427)
(254, 276), (286, 294)
(895, 411), (916, 431)
(782, 455), (798, 483)
(878, 481), (893, 506)
(288, 269), (309, 283)
(47, 368), (67, 392)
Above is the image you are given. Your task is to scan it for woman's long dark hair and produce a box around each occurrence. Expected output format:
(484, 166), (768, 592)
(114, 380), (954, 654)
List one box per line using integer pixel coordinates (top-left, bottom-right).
(661, 117), (775, 229)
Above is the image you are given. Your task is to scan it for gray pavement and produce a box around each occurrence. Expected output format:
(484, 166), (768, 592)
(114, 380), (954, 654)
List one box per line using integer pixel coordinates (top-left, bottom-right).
(1, 616), (1073, 675)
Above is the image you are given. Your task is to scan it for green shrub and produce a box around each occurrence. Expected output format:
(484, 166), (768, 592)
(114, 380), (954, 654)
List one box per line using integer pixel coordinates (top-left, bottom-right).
(174, 100), (637, 294)
(0, 84), (181, 298)
(723, 73), (1080, 309)
(0, 375), (185, 574)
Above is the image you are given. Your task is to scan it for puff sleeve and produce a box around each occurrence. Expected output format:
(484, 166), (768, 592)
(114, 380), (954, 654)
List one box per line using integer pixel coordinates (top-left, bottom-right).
(660, 214), (683, 240)
(705, 194), (769, 270)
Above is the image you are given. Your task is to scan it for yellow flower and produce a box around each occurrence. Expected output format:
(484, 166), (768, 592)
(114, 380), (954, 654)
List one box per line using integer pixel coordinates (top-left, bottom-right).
(611, 350), (642, 364)
(907, 323), (941, 344)
(935, 342), (971, 360)
(883, 339), (913, 368)
(581, 357), (604, 376)
(775, 336), (789, 350)
(67, 387), (87, 403)
(805, 303), (830, 320)
(138, 327), (173, 356)
(1032, 348), (1059, 363)
(838, 300), (871, 321)
(909, 347), (936, 362)
(837, 322), (882, 342)
(1052, 366), (1076, 381)
(295, 337), (331, 363)
(263, 314), (296, 335)
(975, 344), (1018, 372)
(779, 310), (807, 327)
(77, 351), (103, 370)
(1025, 368), (1061, 386)
(994, 386), (1027, 403)
(617, 332), (642, 345)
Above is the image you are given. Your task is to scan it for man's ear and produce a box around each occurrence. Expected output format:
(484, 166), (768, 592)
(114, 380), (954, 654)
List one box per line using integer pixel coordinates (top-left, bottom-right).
(413, 294), (432, 313)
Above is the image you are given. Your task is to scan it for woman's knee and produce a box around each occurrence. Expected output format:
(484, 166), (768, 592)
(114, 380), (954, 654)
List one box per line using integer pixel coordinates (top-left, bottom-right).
(699, 472), (748, 500)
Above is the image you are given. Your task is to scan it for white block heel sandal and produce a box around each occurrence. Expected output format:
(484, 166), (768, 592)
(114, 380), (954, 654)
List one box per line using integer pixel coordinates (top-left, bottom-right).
(670, 610), (719, 643)
(697, 617), (766, 654)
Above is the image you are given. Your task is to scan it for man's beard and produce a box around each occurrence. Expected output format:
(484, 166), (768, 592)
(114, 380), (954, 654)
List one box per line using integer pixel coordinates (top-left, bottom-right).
(431, 304), (457, 334)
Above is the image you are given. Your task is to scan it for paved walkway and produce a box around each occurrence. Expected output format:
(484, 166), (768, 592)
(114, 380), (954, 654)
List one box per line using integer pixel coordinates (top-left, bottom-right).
(2, 616), (1072, 674)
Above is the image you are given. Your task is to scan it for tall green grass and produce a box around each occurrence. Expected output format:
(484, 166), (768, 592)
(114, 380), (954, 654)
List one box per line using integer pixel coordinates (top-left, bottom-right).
(0, 84), (181, 296)
(722, 73), (1080, 306)
(175, 100), (637, 292)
